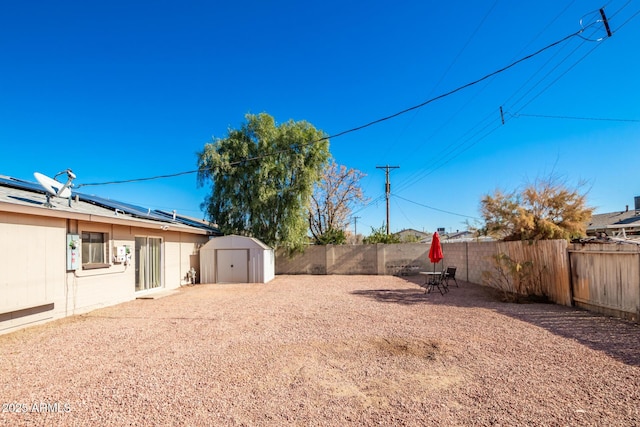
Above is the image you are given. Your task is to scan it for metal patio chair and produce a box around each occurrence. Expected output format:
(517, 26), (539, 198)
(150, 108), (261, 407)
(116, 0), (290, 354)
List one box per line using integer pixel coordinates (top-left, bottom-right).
(443, 266), (458, 288)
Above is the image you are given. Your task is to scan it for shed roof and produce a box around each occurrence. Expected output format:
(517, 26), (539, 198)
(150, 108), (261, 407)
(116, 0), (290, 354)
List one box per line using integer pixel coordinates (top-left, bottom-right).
(202, 234), (272, 250)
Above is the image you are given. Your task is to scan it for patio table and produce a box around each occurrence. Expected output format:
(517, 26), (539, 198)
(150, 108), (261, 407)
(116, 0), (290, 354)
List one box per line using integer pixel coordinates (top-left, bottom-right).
(418, 271), (447, 295)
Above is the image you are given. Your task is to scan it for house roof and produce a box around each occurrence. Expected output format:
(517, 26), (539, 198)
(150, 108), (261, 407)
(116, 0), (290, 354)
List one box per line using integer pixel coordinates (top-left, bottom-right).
(395, 228), (430, 237)
(442, 230), (474, 240)
(0, 175), (221, 235)
(587, 209), (640, 232)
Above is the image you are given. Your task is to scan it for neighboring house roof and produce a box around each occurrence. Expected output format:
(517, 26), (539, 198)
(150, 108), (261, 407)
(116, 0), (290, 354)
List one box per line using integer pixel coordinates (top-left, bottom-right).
(380, 228), (481, 242)
(395, 228), (430, 238)
(0, 175), (221, 235)
(442, 230), (474, 240)
(587, 208), (640, 236)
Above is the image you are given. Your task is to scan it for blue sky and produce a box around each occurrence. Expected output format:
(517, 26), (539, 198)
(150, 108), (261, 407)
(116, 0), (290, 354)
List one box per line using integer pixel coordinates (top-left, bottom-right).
(2, 1), (639, 236)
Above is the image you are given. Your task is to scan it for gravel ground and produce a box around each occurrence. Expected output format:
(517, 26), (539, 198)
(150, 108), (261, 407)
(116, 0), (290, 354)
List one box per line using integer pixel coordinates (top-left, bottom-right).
(1, 275), (639, 426)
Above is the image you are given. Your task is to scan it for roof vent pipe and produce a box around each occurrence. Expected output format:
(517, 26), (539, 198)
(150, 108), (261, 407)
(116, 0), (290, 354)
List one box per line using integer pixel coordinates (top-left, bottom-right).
(172, 210), (176, 221)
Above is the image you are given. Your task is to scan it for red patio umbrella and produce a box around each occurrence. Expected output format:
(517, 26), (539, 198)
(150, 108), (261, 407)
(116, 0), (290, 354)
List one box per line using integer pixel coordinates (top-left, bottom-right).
(428, 231), (444, 272)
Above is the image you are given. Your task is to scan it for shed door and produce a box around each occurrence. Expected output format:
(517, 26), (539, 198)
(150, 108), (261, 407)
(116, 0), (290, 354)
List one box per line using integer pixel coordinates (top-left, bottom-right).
(217, 249), (249, 283)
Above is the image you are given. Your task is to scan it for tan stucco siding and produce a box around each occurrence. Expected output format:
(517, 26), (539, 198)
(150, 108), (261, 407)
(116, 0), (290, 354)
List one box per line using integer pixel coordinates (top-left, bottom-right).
(2, 212), (211, 335)
(0, 212), (66, 332)
(164, 232), (206, 287)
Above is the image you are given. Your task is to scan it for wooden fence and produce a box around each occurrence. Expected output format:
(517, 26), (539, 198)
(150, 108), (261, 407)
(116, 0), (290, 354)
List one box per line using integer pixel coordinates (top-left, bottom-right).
(568, 243), (640, 322)
(496, 240), (572, 306)
(277, 240), (571, 305)
(276, 240), (640, 321)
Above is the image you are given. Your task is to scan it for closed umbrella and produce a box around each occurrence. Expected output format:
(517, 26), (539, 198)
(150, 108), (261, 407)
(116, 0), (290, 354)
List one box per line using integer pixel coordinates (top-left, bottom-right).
(428, 231), (443, 273)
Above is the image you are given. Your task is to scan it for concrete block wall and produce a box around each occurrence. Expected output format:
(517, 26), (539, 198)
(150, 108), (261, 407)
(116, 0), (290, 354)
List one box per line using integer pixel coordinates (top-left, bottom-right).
(328, 245), (378, 275)
(440, 242), (467, 281)
(277, 241), (518, 284)
(466, 241), (499, 284)
(275, 246), (327, 274)
(380, 243), (429, 275)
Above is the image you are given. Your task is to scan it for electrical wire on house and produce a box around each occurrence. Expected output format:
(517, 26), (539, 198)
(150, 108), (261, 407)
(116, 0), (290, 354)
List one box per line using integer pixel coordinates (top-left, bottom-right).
(75, 169), (200, 187)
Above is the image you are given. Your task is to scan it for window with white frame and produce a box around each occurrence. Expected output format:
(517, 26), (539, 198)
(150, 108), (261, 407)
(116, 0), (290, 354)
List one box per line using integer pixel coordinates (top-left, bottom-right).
(81, 231), (109, 268)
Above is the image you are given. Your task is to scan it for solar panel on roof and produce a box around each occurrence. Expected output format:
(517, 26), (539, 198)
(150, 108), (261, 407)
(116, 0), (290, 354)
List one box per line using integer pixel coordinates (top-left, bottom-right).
(154, 210), (221, 234)
(0, 176), (219, 233)
(0, 176), (55, 194)
(77, 193), (169, 222)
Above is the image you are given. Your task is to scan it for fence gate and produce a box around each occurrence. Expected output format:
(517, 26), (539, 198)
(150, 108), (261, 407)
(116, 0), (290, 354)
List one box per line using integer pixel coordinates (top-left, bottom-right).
(568, 243), (640, 322)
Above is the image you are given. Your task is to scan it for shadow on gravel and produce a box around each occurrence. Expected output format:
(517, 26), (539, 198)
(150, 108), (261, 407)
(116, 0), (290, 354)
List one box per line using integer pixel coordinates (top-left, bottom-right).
(352, 277), (640, 367)
(489, 303), (640, 367)
(350, 288), (432, 304)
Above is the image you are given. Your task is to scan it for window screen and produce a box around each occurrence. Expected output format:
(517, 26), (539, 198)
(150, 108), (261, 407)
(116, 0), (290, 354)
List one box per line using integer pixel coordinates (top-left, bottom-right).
(81, 232), (106, 264)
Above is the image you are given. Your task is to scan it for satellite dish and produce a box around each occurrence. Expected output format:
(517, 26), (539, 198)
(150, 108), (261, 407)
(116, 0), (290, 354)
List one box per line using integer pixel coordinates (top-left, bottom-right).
(34, 170), (76, 206)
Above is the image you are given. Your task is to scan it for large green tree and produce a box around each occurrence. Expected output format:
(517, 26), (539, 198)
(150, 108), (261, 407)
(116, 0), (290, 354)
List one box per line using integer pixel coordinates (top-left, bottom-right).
(480, 176), (594, 241)
(197, 113), (330, 248)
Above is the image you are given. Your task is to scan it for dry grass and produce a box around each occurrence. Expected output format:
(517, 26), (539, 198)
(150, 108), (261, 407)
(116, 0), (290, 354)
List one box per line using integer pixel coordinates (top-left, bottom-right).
(1, 275), (638, 426)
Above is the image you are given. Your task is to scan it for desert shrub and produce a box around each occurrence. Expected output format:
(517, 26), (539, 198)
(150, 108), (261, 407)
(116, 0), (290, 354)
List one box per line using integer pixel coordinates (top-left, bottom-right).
(482, 253), (548, 303)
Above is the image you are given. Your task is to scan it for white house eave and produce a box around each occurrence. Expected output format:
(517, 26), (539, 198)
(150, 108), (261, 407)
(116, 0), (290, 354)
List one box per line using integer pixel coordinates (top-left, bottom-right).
(606, 223), (640, 229)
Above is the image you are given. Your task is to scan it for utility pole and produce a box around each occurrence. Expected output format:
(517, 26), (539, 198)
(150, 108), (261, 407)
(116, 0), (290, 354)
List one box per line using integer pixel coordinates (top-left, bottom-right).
(376, 165), (399, 235)
(351, 216), (360, 244)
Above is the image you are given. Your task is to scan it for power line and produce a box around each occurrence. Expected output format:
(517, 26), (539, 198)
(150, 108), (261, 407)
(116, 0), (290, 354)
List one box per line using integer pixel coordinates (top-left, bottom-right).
(513, 113), (640, 122)
(353, 5), (631, 225)
(392, 116), (498, 198)
(396, 119), (504, 197)
(372, 5), (608, 198)
(507, 5), (640, 118)
(78, 25), (587, 188)
(426, 0), (501, 98)
(392, 194), (480, 220)
(510, 39), (605, 115)
(611, 5), (640, 32)
(503, 23), (600, 116)
(326, 29), (584, 141)
(78, 5), (635, 192)
(390, 0), (501, 157)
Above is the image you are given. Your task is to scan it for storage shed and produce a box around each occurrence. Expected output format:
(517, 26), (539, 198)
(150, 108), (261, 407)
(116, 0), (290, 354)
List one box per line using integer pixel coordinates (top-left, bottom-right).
(200, 235), (275, 284)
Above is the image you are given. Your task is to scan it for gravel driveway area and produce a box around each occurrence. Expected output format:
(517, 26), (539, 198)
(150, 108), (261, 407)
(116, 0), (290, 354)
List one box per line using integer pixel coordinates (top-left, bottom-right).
(1, 275), (639, 426)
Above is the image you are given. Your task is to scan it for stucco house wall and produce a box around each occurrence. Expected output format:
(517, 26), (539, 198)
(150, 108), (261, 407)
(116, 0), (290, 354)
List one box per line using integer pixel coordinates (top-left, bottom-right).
(0, 180), (217, 335)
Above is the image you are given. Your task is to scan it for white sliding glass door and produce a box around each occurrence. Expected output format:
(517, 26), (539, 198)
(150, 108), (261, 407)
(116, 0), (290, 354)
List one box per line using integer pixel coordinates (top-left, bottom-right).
(135, 236), (163, 292)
